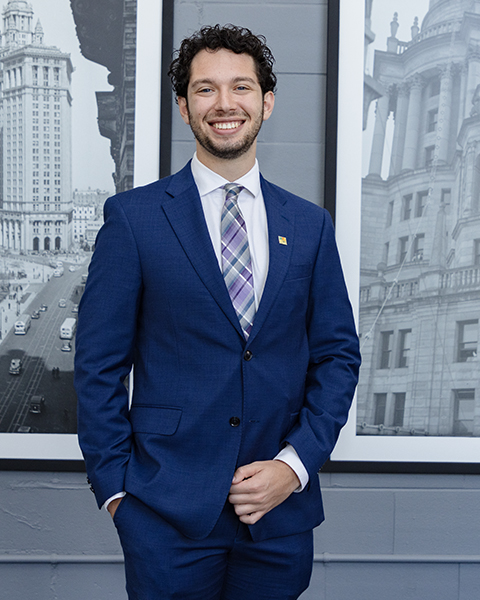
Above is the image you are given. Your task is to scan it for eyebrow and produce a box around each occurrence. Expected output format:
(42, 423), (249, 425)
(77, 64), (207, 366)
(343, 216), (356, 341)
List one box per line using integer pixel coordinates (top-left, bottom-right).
(190, 76), (259, 88)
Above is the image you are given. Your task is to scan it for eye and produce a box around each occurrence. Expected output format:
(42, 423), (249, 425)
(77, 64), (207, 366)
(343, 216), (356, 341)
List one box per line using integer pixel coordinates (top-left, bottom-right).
(198, 87), (213, 94)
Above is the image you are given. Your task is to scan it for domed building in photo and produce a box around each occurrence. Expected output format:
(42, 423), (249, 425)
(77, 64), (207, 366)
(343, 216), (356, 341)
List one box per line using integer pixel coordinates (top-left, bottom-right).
(358, 0), (480, 437)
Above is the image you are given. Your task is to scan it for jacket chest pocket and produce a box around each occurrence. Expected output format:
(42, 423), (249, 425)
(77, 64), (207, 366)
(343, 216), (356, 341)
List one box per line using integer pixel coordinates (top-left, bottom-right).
(284, 263), (312, 282)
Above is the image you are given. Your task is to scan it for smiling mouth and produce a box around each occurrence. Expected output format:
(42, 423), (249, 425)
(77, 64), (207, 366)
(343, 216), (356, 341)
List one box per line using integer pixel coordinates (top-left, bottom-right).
(211, 121), (244, 131)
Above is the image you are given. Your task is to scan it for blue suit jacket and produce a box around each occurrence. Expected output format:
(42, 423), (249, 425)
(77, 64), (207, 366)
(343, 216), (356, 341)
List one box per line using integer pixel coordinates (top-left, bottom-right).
(74, 162), (360, 542)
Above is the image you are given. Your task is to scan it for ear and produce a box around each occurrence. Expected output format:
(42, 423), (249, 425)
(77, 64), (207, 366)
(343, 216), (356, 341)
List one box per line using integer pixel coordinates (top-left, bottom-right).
(178, 97), (190, 124)
(262, 91), (275, 121)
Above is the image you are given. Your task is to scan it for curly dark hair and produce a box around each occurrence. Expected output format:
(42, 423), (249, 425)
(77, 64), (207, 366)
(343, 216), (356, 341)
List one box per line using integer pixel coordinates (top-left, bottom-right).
(168, 24), (277, 100)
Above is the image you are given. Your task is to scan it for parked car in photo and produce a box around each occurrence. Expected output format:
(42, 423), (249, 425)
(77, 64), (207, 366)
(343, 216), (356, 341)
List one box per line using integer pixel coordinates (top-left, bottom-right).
(9, 358), (22, 375)
(17, 425), (31, 433)
(29, 395), (45, 414)
(71, 304), (79, 313)
(39, 304), (48, 312)
(69, 265), (76, 272)
(31, 310), (40, 319)
(61, 341), (72, 352)
(58, 299), (67, 308)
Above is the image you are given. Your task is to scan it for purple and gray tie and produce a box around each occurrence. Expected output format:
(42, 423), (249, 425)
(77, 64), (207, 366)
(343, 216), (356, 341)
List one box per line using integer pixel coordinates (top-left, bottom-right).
(221, 183), (256, 339)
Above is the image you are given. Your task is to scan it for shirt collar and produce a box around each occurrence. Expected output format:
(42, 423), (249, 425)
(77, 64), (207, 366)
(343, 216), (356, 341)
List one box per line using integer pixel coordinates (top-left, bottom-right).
(191, 152), (261, 199)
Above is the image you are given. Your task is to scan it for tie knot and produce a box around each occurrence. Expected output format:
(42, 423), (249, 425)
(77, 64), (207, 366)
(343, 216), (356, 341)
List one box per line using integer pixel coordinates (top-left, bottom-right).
(224, 183), (243, 201)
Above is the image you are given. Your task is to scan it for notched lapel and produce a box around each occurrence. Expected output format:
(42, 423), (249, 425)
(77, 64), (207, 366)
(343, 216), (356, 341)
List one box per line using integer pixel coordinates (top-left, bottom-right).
(162, 171), (244, 338)
(248, 179), (294, 343)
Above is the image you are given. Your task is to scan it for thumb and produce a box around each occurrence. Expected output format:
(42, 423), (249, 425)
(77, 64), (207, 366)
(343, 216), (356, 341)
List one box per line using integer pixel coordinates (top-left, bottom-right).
(232, 462), (260, 484)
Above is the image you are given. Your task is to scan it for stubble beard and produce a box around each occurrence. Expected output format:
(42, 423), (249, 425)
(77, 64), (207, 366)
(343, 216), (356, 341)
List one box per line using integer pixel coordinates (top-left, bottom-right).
(187, 107), (264, 160)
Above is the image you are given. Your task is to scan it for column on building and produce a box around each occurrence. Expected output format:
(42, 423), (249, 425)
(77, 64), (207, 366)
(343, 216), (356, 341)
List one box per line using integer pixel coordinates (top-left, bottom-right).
(457, 63), (468, 133)
(436, 63), (454, 164)
(368, 86), (390, 177)
(389, 82), (409, 177)
(462, 141), (476, 217)
(402, 74), (425, 171)
(19, 218), (26, 252)
(15, 219), (21, 251)
(6, 220), (11, 249)
(430, 201), (447, 269)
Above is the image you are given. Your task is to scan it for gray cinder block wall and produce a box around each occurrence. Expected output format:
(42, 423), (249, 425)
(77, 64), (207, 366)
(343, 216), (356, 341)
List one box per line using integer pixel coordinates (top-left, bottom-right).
(2, 1), (480, 599)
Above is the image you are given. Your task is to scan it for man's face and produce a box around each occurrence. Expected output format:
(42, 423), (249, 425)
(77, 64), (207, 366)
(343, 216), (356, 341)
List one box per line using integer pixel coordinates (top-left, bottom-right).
(178, 48), (274, 166)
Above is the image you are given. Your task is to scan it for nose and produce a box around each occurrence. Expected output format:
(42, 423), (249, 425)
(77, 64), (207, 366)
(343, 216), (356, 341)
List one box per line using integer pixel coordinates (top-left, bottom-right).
(214, 87), (235, 113)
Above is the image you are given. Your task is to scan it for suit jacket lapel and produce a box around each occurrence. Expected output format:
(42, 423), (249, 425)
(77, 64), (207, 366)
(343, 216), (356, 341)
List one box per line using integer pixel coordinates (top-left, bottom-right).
(161, 164), (244, 338)
(248, 177), (294, 344)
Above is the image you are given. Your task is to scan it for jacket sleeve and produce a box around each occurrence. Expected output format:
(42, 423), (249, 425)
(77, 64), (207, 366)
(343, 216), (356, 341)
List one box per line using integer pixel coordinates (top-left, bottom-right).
(285, 210), (361, 480)
(74, 196), (142, 508)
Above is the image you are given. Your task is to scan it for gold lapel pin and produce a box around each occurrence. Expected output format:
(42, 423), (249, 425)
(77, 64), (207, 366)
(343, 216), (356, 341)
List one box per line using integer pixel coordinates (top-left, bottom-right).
(278, 236), (287, 245)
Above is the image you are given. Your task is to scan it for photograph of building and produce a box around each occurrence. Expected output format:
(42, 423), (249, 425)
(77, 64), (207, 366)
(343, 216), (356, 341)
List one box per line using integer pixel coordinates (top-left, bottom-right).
(357, 0), (480, 437)
(0, 0), (133, 435)
(0, 0), (73, 252)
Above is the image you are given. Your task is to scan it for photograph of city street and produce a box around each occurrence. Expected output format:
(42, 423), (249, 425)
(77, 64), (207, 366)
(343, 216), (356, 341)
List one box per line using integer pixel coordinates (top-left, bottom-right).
(0, 0), (135, 435)
(357, 0), (480, 438)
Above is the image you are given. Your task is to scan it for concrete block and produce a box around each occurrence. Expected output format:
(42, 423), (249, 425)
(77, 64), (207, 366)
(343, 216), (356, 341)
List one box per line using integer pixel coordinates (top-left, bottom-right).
(54, 563), (127, 600)
(459, 563), (480, 600)
(0, 472), (122, 555)
(261, 74), (325, 145)
(315, 489), (395, 555)
(171, 140), (197, 174)
(323, 563), (459, 600)
(0, 564), (53, 600)
(256, 142), (323, 205)
(394, 490), (480, 555)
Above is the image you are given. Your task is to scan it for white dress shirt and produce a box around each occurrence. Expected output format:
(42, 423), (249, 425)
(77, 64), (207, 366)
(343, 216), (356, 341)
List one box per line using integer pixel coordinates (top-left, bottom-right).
(103, 155), (308, 510)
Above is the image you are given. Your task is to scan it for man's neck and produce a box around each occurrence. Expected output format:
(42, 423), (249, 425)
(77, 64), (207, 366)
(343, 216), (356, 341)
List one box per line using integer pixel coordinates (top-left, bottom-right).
(195, 146), (257, 182)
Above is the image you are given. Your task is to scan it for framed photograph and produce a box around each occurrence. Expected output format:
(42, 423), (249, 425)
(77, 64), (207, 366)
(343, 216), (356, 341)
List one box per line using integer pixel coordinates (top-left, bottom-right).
(0, 0), (167, 466)
(327, 0), (480, 470)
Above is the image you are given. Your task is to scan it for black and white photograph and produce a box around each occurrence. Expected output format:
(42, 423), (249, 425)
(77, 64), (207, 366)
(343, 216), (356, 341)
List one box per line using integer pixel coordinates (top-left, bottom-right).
(0, 0), (137, 456)
(331, 0), (480, 464)
(358, 0), (480, 439)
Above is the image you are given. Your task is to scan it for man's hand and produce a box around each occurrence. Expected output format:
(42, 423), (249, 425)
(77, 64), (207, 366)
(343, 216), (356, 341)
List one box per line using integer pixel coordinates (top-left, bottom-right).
(107, 497), (123, 519)
(228, 460), (300, 525)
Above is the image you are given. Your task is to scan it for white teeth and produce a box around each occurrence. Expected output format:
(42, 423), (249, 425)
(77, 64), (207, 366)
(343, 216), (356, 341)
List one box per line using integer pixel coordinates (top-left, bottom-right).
(212, 121), (241, 130)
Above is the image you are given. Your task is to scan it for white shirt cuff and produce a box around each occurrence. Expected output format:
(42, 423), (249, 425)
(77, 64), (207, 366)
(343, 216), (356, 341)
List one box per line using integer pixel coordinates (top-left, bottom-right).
(102, 491), (126, 511)
(274, 443), (309, 492)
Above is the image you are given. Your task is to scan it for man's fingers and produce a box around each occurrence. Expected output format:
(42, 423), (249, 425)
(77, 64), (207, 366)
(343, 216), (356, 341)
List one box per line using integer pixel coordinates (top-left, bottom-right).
(231, 462), (260, 484)
(238, 511), (263, 525)
(231, 501), (257, 516)
(228, 460), (300, 524)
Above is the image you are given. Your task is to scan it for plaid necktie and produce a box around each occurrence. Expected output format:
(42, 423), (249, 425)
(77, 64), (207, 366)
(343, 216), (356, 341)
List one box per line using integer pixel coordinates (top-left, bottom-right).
(221, 184), (256, 339)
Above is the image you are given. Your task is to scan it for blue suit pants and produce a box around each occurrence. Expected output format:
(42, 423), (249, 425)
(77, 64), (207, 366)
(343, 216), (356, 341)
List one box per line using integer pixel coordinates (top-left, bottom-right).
(114, 493), (313, 599)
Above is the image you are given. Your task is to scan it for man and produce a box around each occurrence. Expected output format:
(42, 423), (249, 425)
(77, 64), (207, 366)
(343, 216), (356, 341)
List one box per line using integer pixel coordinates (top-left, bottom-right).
(75, 24), (360, 600)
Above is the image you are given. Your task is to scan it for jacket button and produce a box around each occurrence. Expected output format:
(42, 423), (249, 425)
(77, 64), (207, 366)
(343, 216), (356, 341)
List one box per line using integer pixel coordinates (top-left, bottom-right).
(244, 350), (253, 361)
(230, 416), (241, 427)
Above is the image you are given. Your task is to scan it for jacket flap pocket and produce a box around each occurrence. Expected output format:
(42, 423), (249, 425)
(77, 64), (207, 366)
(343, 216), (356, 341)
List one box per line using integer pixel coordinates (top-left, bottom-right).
(130, 405), (182, 436)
